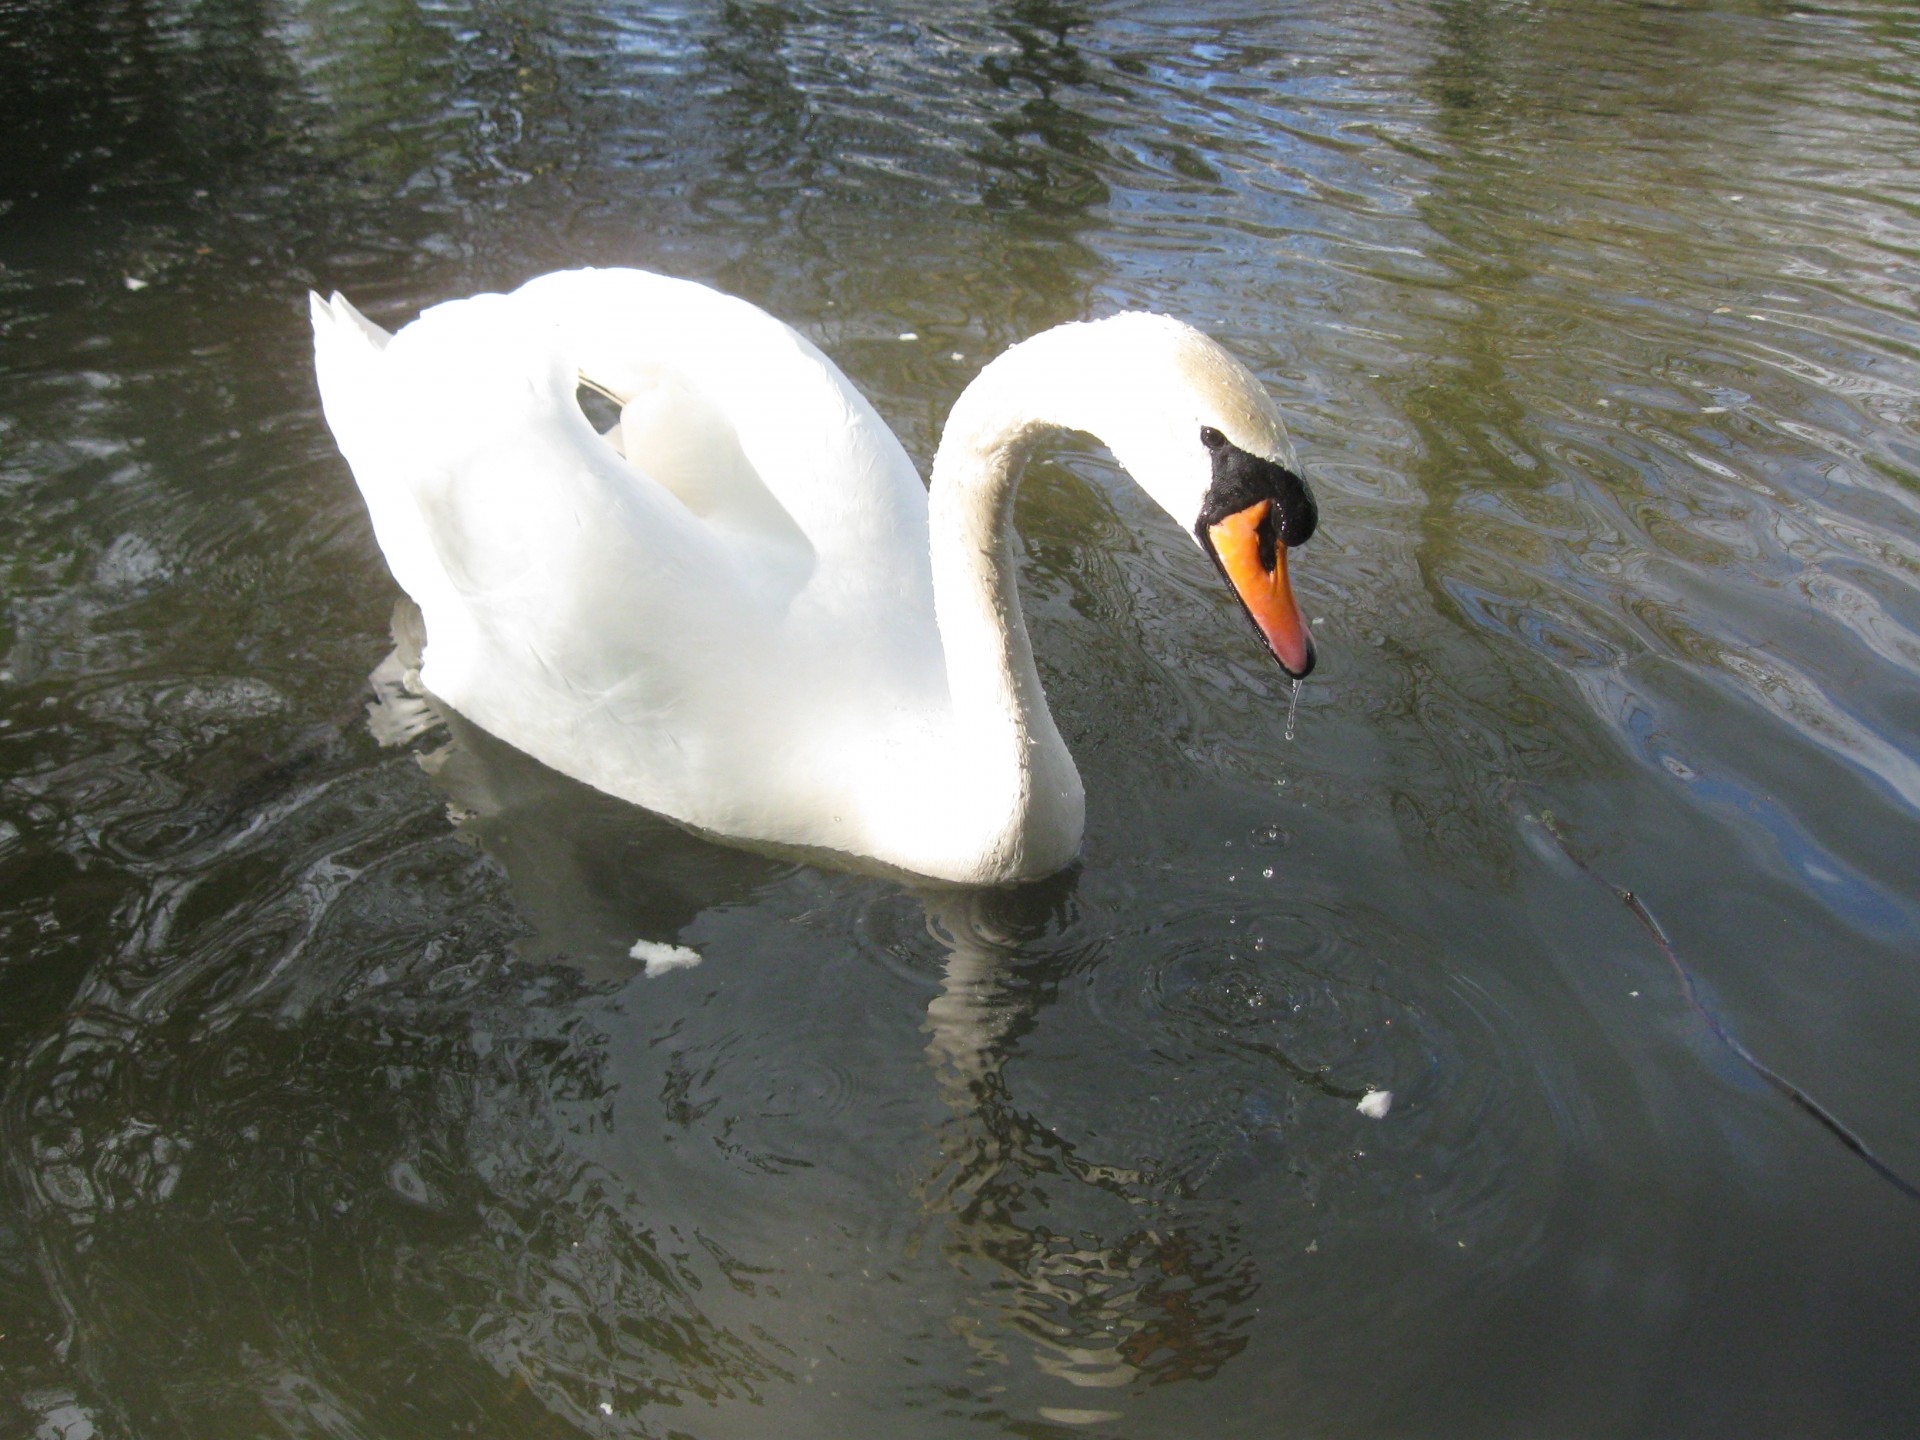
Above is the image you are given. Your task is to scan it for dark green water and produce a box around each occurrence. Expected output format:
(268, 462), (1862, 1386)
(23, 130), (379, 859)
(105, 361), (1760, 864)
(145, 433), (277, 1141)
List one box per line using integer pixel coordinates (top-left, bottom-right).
(4, 1), (1919, 1435)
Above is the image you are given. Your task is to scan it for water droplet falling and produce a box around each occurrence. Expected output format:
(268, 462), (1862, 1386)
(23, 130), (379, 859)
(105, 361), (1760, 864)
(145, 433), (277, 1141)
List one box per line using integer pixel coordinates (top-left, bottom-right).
(1284, 676), (1304, 742)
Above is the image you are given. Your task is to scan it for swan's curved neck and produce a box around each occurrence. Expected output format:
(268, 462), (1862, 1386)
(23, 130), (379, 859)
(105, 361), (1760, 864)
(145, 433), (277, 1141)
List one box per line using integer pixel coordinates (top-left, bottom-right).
(923, 315), (1292, 884)
(925, 322), (1206, 881)
(925, 348), (1081, 886)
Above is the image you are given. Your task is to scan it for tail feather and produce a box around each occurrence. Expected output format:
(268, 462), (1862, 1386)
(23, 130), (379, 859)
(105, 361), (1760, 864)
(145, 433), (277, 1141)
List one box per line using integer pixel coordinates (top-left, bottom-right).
(310, 290), (397, 468)
(310, 290), (446, 607)
(325, 290), (392, 351)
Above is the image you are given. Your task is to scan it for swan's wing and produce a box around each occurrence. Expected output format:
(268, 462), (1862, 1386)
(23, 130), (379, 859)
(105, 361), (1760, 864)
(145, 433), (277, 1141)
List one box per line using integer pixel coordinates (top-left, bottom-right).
(511, 269), (937, 624)
(311, 289), (772, 709)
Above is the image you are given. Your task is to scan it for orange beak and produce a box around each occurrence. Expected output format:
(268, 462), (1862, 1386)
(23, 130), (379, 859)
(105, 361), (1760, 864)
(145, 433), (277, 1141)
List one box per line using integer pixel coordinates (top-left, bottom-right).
(1206, 499), (1315, 678)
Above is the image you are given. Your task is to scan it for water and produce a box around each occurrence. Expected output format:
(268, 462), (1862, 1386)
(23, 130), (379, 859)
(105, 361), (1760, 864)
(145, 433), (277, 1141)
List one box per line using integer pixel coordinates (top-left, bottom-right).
(4, 0), (1919, 1434)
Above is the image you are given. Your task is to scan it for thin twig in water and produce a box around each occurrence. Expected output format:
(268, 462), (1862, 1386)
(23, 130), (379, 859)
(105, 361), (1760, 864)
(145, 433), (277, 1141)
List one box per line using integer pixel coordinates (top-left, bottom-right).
(1513, 788), (1920, 1206)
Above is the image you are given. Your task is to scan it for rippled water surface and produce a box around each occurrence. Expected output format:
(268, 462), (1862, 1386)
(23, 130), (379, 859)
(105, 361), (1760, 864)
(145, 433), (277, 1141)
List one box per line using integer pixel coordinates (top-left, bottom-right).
(5, 1), (1920, 1435)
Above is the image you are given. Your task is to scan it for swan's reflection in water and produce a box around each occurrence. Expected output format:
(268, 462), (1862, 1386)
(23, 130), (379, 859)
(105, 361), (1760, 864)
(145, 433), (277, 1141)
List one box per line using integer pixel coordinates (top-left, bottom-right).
(374, 609), (1256, 1424)
(917, 888), (1255, 1405)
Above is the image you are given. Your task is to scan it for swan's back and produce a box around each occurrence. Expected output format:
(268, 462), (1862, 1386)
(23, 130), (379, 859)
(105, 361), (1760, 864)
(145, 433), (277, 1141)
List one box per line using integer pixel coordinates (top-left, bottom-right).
(311, 269), (949, 846)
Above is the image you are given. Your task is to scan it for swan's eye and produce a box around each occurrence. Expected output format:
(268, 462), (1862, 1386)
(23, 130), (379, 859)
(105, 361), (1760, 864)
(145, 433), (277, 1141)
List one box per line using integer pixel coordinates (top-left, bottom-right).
(1200, 425), (1227, 451)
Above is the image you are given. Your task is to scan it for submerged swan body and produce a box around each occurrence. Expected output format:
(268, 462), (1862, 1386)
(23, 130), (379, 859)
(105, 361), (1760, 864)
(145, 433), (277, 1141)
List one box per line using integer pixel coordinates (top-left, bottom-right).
(311, 269), (1317, 885)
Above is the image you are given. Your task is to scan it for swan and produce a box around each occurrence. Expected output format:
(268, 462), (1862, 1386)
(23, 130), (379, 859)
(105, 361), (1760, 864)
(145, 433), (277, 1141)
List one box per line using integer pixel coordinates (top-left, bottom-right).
(310, 268), (1317, 886)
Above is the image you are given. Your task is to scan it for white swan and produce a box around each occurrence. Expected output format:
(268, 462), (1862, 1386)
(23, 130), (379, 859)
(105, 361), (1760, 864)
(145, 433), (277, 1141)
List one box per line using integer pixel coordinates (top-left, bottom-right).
(310, 268), (1317, 886)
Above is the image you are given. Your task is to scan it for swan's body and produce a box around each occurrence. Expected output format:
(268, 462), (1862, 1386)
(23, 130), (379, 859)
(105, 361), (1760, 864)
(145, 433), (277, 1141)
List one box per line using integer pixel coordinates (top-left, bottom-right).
(311, 269), (1316, 885)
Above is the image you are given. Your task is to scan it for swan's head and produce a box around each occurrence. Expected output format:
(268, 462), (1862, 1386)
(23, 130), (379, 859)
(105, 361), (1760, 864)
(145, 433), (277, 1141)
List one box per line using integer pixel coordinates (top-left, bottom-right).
(1191, 423), (1318, 678)
(1068, 314), (1319, 679)
(940, 310), (1321, 679)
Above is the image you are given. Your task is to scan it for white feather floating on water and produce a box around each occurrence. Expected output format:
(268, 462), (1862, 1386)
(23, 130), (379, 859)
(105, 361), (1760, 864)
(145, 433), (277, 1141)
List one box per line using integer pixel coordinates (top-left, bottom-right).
(629, 939), (703, 978)
(1356, 1089), (1393, 1120)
